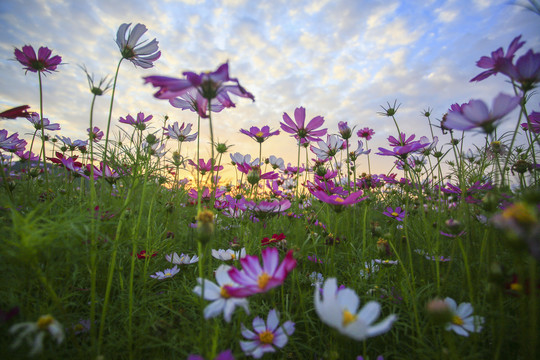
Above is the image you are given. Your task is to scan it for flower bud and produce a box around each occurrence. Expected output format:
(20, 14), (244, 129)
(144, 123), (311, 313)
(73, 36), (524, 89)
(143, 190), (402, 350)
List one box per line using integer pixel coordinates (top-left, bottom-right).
(196, 209), (215, 244)
(426, 298), (453, 324)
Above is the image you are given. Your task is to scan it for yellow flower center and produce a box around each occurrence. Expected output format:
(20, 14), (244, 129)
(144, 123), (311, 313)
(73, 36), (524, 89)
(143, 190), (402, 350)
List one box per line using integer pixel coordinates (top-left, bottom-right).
(220, 286), (231, 299)
(334, 197), (344, 203)
(342, 310), (357, 327)
(259, 330), (274, 344)
(510, 283), (523, 292)
(391, 212), (399, 217)
(502, 202), (536, 225)
(256, 131), (264, 138)
(37, 315), (54, 330)
(165, 272), (172, 277)
(452, 315), (464, 326)
(230, 253), (236, 260)
(258, 272), (271, 289)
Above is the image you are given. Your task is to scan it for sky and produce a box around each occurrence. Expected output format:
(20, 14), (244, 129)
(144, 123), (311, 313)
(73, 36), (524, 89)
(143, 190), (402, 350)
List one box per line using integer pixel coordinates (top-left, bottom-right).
(0, 0), (539, 182)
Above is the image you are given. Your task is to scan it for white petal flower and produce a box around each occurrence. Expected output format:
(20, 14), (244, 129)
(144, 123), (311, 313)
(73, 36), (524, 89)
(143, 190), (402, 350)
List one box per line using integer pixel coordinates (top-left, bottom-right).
(165, 252), (199, 264)
(211, 248), (246, 261)
(314, 278), (397, 341)
(193, 264), (249, 322)
(10, 314), (64, 356)
(443, 297), (484, 336)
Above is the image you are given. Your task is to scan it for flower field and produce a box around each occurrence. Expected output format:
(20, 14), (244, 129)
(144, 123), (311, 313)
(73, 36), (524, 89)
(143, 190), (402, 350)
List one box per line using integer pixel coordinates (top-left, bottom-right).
(0, 21), (539, 360)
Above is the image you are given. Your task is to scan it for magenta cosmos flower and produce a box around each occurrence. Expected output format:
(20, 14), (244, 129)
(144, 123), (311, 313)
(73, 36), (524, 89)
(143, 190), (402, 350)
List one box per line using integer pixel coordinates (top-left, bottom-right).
(522, 109), (540, 133)
(188, 350), (235, 360)
(240, 126), (280, 143)
(311, 189), (367, 207)
(382, 206), (405, 221)
(499, 49), (540, 91)
(87, 127), (104, 142)
(338, 121), (353, 139)
(116, 23), (161, 69)
(357, 127), (375, 141)
(0, 130), (26, 152)
(470, 35), (525, 82)
(0, 105), (30, 119)
(144, 62), (255, 117)
(280, 107), (327, 142)
(225, 247), (297, 298)
(119, 112), (153, 130)
(443, 93), (521, 134)
(188, 158), (223, 175)
(240, 309), (295, 359)
(14, 45), (62, 74)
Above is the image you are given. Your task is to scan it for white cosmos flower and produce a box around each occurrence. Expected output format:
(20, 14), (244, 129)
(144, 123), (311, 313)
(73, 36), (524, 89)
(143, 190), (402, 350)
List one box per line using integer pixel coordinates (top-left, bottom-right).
(9, 314), (64, 356)
(444, 297), (484, 336)
(165, 252), (199, 265)
(193, 264), (250, 322)
(211, 248), (247, 261)
(314, 278), (397, 341)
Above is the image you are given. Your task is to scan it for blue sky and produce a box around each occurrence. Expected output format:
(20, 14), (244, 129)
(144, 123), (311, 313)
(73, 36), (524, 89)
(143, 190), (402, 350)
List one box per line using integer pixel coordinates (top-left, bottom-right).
(0, 0), (539, 177)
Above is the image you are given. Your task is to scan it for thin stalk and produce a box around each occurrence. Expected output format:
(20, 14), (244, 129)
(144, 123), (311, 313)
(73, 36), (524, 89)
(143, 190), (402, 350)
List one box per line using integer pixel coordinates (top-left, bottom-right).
(102, 58), (123, 163)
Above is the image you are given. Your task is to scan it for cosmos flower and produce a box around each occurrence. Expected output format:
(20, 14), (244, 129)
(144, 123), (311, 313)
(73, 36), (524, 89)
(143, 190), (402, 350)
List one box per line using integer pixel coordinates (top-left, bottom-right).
(9, 314), (65, 356)
(163, 121), (198, 142)
(310, 134), (344, 161)
(193, 264), (250, 323)
(357, 127), (375, 141)
(245, 199), (291, 218)
(350, 140), (370, 161)
(116, 23), (161, 69)
(443, 297), (484, 336)
(26, 113), (60, 131)
(470, 35), (525, 82)
(359, 260), (380, 279)
(382, 206), (405, 221)
(310, 189), (366, 207)
(240, 125), (280, 143)
(150, 266), (180, 279)
(165, 253), (199, 265)
(499, 49), (540, 91)
(338, 121), (353, 139)
(521, 109), (540, 133)
(14, 45), (62, 74)
(314, 278), (397, 341)
(87, 126), (104, 142)
(188, 158), (223, 175)
(212, 248), (247, 261)
(0, 130), (27, 152)
(280, 107), (327, 142)
(225, 247), (297, 298)
(443, 93), (521, 134)
(0, 105), (30, 119)
(188, 350), (235, 360)
(169, 88), (225, 118)
(119, 112), (153, 130)
(240, 309), (295, 359)
(144, 62), (254, 118)
(268, 155), (285, 170)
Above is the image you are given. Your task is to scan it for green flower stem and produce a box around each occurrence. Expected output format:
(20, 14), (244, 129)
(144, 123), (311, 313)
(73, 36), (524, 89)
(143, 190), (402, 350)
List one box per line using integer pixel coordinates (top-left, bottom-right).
(97, 178), (138, 355)
(37, 72), (49, 187)
(102, 58), (123, 163)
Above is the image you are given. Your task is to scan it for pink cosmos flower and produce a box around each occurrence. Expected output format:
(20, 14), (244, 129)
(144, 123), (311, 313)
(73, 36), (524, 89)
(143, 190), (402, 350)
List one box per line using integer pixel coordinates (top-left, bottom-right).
(87, 127), (104, 142)
(470, 35), (525, 82)
(444, 93), (521, 134)
(0, 105), (30, 119)
(14, 45), (62, 74)
(311, 189), (366, 207)
(144, 62), (254, 118)
(357, 127), (375, 140)
(116, 23), (161, 69)
(240, 309), (295, 359)
(240, 126), (280, 143)
(245, 199), (291, 218)
(382, 206), (406, 221)
(16, 150), (40, 163)
(188, 158), (223, 175)
(225, 247), (297, 298)
(119, 112), (153, 130)
(280, 107), (327, 142)
(499, 49), (540, 91)
(521, 109), (540, 133)
(163, 121), (198, 142)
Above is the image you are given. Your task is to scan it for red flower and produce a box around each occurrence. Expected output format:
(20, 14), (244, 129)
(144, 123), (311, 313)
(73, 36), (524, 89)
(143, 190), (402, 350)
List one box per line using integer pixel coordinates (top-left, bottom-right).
(132, 250), (157, 259)
(0, 105), (30, 119)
